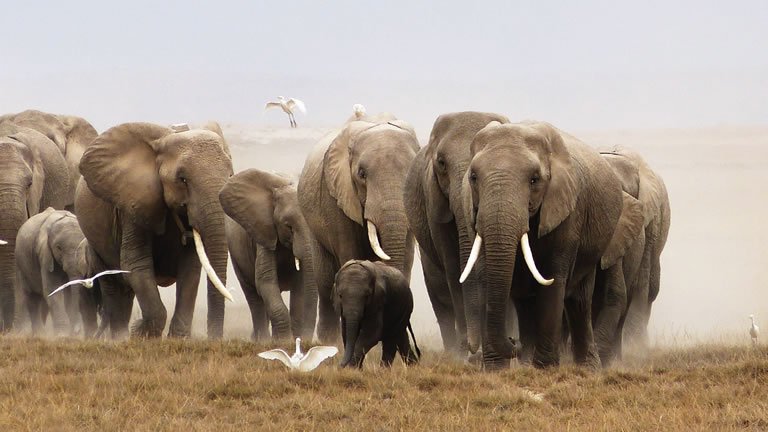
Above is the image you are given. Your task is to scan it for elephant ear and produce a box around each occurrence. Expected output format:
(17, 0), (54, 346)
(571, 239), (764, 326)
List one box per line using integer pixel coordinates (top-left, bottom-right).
(323, 124), (367, 225)
(80, 123), (172, 234)
(601, 192), (645, 270)
(362, 261), (386, 308)
(219, 169), (291, 250)
(637, 161), (663, 227)
(421, 127), (452, 225)
(201, 121), (232, 160)
(8, 130), (51, 216)
(36, 209), (64, 273)
(535, 123), (581, 237)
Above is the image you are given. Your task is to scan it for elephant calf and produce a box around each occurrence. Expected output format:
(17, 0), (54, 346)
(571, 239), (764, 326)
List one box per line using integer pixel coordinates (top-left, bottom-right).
(332, 260), (420, 368)
(15, 208), (99, 336)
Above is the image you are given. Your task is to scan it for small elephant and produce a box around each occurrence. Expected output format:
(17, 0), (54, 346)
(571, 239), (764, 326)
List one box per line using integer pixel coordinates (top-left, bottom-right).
(14, 208), (99, 336)
(220, 169), (318, 341)
(332, 260), (420, 368)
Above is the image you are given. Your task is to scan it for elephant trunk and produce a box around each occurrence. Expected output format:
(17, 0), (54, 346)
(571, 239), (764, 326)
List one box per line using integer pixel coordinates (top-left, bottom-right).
(370, 199), (413, 279)
(0, 188), (29, 331)
(479, 188), (525, 366)
(299, 240), (318, 340)
(455, 205), (482, 353)
(196, 192), (229, 339)
(340, 315), (361, 367)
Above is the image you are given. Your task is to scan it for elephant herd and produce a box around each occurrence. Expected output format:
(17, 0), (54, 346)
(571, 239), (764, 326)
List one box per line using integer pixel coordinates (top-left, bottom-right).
(0, 109), (669, 371)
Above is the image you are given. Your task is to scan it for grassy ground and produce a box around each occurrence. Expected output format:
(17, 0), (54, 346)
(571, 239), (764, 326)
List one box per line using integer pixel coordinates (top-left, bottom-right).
(0, 338), (765, 431)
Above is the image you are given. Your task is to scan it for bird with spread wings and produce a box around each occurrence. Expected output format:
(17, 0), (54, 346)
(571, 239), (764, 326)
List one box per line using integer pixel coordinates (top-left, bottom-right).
(265, 96), (306, 128)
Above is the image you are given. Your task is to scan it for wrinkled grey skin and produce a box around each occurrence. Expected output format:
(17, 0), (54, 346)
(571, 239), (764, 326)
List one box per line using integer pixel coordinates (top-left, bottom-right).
(593, 148), (670, 361)
(462, 121), (641, 370)
(76, 122), (233, 339)
(298, 114), (419, 344)
(1, 110), (98, 209)
(332, 260), (419, 368)
(14, 208), (99, 336)
(220, 169), (318, 341)
(0, 123), (72, 331)
(404, 111), (510, 355)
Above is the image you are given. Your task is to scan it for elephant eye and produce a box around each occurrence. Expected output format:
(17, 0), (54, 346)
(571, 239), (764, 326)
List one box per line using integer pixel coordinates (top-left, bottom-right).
(436, 156), (446, 170)
(179, 176), (188, 184)
(530, 174), (540, 185)
(357, 167), (366, 180)
(469, 171), (477, 182)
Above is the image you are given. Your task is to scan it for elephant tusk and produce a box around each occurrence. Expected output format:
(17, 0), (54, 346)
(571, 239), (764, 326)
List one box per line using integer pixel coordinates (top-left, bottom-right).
(193, 229), (234, 302)
(521, 233), (554, 286)
(295, 257), (301, 271)
(0, 240), (7, 245)
(366, 220), (391, 261)
(459, 234), (482, 283)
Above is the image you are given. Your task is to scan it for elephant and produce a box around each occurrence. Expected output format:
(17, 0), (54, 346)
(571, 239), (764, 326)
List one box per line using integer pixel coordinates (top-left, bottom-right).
(332, 260), (420, 368)
(1, 110), (98, 206)
(219, 168), (318, 341)
(404, 111), (510, 355)
(14, 208), (100, 336)
(592, 147), (670, 360)
(459, 121), (643, 369)
(298, 113), (420, 343)
(75, 122), (234, 339)
(0, 123), (72, 331)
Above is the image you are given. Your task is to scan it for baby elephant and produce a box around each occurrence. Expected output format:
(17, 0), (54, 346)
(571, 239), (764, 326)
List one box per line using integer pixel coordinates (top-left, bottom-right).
(15, 208), (99, 336)
(333, 260), (421, 368)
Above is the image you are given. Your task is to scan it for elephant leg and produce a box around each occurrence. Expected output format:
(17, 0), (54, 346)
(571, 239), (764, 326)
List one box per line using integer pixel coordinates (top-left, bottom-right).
(381, 337), (397, 367)
(120, 223), (165, 337)
(288, 275), (304, 339)
(512, 297), (536, 365)
(27, 294), (44, 335)
(101, 276), (134, 339)
(64, 290), (82, 335)
(255, 248), (291, 340)
(314, 244), (340, 344)
(79, 286), (98, 338)
(533, 278), (568, 369)
(168, 249), (201, 338)
(233, 261), (269, 341)
(593, 265), (627, 366)
(396, 329), (419, 365)
(42, 272), (71, 336)
(352, 324), (380, 369)
(421, 254), (458, 354)
(563, 272), (600, 368)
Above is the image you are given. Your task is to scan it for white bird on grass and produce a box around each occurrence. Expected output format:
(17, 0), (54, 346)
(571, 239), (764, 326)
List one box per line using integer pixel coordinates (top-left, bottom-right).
(258, 337), (338, 372)
(750, 314), (759, 345)
(265, 96), (306, 128)
(48, 270), (131, 297)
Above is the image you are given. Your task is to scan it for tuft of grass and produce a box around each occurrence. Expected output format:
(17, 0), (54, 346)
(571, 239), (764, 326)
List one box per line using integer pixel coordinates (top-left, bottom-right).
(0, 337), (765, 431)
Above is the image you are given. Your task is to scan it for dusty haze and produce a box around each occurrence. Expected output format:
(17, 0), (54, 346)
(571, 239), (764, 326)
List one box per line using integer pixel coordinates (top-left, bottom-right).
(2, 1), (766, 346)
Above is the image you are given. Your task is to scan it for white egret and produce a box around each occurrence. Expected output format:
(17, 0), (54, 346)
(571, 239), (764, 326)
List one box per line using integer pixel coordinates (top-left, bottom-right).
(265, 96), (306, 128)
(750, 314), (759, 345)
(48, 270), (131, 297)
(352, 104), (366, 119)
(258, 337), (338, 372)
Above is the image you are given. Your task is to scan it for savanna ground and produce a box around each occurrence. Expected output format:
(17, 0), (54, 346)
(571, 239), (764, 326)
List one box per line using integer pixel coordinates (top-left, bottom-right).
(0, 337), (765, 431)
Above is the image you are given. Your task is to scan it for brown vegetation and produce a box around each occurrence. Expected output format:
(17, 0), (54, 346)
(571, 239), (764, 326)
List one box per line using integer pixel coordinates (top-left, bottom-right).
(0, 338), (765, 431)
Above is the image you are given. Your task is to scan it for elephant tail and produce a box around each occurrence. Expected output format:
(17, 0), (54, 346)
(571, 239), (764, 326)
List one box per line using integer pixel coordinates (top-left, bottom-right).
(407, 322), (421, 360)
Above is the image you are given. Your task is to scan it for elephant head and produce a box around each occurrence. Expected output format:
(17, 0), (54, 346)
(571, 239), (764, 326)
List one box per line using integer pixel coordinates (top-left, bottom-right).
(332, 259), (387, 368)
(324, 118), (420, 274)
(460, 121), (642, 360)
(0, 124), (71, 330)
(38, 211), (86, 279)
(79, 122), (233, 337)
(219, 169), (317, 337)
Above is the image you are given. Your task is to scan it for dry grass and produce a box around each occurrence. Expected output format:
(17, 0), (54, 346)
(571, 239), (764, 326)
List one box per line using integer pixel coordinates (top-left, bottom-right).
(0, 338), (766, 431)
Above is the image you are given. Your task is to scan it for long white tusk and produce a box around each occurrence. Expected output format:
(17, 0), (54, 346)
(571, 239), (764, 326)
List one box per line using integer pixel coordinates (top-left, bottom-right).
(0, 240), (7, 245)
(295, 257), (301, 271)
(459, 234), (482, 283)
(521, 233), (554, 286)
(193, 229), (234, 302)
(366, 220), (391, 261)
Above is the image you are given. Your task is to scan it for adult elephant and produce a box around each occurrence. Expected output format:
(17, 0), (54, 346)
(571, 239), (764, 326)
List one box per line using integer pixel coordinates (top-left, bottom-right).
(0, 124), (72, 331)
(14, 208), (98, 336)
(595, 147), (670, 356)
(460, 121), (642, 369)
(1, 110), (98, 203)
(220, 169), (317, 341)
(298, 113), (419, 343)
(404, 111), (509, 354)
(76, 122), (233, 339)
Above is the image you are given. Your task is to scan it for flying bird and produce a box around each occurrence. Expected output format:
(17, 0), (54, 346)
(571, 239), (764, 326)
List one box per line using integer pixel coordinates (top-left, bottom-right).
(258, 337), (338, 372)
(265, 96), (306, 128)
(750, 314), (759, 345)
(49, 270), (131, 297)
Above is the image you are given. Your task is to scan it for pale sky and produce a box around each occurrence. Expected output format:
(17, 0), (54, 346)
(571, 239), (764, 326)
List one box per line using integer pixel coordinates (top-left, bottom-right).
(2, 0), (766, 132)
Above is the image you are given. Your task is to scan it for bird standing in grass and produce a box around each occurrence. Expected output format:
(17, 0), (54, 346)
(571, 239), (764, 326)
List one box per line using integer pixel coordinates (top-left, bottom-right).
(258, 337), (338, 371)
(750, 314), (759, 345)
(49, 270), (130, 297)
(265, 96), (306, 128)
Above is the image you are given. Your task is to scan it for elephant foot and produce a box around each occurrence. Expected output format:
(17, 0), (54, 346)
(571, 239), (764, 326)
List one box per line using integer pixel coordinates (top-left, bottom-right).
(130, 318), (164, 338)
(168, 320), (191, 338)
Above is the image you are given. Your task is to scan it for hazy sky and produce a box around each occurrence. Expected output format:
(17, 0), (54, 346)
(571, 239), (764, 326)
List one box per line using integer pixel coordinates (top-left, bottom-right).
(2, 0), (766, 132)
